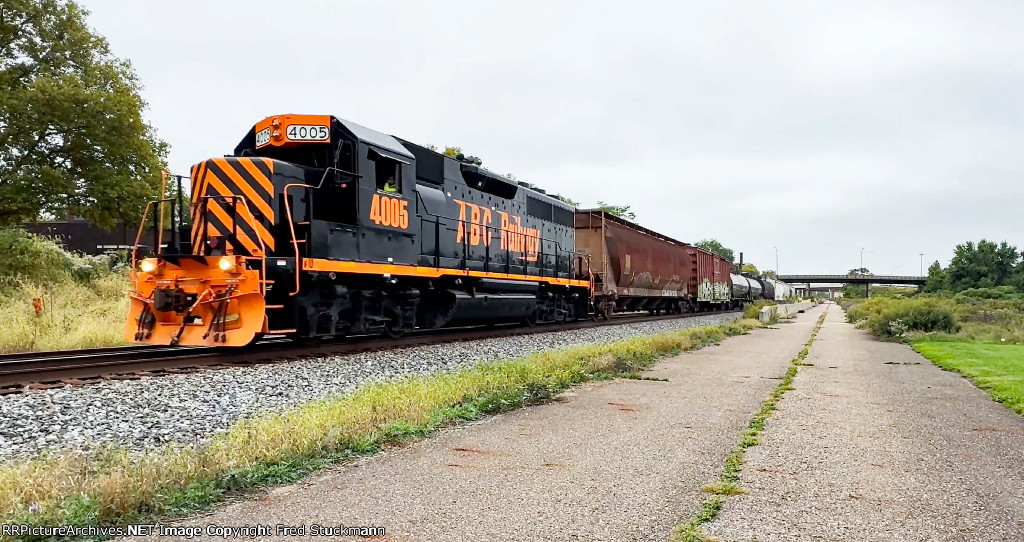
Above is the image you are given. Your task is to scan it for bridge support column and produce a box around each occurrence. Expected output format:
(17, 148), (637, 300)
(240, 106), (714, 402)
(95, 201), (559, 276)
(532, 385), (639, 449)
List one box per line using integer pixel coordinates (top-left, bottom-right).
(866, 282), (870, 298)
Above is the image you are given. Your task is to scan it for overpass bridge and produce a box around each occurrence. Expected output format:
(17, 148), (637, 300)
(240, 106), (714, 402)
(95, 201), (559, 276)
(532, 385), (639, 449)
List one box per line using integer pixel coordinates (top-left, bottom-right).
(777, 275), (926, 298)
(778, 274), (926, 285)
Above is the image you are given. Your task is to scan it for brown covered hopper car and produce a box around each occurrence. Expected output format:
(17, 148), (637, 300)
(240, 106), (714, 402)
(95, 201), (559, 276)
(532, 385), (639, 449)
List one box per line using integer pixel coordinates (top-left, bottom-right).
(575, 210), (732, 318)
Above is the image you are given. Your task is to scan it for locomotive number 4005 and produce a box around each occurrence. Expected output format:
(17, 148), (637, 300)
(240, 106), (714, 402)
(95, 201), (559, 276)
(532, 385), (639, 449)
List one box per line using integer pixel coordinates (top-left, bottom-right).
(369, 194), (409, 229)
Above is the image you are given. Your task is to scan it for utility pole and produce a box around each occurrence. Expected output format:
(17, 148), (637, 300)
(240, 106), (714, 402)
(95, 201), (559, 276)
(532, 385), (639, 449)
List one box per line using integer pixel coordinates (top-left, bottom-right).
(774, 246), (779, 277)
(860, 247), (865, 271)
(919, 253), (923, 276)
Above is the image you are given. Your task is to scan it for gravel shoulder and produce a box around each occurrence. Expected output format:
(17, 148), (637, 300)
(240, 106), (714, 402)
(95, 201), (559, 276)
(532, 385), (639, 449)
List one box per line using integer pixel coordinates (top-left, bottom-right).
(0, 314), (737, 462)
(125, 308), (825, 542)
(705, 305), (1024, 541)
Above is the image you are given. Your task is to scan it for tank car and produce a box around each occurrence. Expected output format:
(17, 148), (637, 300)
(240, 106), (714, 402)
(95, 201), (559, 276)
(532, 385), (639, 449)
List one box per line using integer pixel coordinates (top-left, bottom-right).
(127, 114), (591, 346)
(730, 273), (763, 307)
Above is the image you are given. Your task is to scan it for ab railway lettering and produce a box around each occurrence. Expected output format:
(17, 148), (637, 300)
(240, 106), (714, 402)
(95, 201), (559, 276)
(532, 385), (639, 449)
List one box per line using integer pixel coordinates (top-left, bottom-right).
(455, 199), (540, 262)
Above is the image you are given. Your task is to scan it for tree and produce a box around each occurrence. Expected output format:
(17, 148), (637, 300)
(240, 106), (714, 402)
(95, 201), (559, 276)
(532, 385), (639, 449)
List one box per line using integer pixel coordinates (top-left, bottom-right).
(1, 0), (168, 229)
(843, 268), (872, 297)
(740, 263), (759, 275)
(924, 261), (947, 292)
(945, 240), (1019, 290)
(596, 201), (636, 220)
(695, 239), (734, 262)
(442, 146), (462, 159)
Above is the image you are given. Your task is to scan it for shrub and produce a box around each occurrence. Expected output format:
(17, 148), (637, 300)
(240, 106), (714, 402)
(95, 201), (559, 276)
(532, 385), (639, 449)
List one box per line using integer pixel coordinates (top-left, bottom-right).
(742, 299), (776, 320)
(954, 286), (1022, 302)
(857, 298), (959, 338)
(0, 228), (116, 289)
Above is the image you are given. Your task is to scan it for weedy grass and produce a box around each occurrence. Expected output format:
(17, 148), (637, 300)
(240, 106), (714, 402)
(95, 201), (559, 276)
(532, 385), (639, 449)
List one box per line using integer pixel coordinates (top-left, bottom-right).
(0, 228), (130, 353)
(0, 318), (761, 540)
(0, 275), (129, 353)
(742, 300), (776, 320)
(670, 309), (827, 542)
(913, 341), (1024, 417)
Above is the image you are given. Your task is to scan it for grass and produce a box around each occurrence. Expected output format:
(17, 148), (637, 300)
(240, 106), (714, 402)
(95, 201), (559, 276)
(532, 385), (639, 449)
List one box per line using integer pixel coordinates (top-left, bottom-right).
(0, 318), (762, 540)
(742, 299), (776, 320)
(0, 275), (129, 353)
(913, 341), (1024, 417)
(670, 308), (828, 542)
(0, 228), (130, 353)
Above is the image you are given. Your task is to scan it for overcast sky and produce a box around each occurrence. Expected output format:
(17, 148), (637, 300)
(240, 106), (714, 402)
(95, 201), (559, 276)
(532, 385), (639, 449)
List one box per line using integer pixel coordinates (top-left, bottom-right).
(81, 0), (1024, 275)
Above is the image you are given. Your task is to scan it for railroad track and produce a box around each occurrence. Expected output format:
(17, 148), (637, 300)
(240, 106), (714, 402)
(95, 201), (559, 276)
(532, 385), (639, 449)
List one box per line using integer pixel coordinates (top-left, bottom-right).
(0, 310), (741, 393)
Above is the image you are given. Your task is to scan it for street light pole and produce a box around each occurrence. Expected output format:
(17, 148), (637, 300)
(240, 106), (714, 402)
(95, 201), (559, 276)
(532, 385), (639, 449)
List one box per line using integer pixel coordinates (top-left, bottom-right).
(774, 246), (779, 277)
(860, 247), (865, 271)
(919, 253), (924, 276)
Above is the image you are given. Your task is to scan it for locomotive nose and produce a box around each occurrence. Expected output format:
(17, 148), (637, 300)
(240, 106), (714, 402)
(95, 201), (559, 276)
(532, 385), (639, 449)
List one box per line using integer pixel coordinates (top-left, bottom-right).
(125, 256), (266, 346)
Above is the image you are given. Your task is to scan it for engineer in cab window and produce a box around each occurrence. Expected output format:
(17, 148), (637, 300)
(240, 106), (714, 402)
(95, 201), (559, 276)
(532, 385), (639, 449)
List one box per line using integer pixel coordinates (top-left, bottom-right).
(382, 175), (398, 193)
(375, 157), (401, 194)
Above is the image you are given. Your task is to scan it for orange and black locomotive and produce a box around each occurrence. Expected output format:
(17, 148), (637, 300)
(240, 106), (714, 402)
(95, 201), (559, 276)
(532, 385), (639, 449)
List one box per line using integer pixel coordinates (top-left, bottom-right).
(127, 115), (593, 346)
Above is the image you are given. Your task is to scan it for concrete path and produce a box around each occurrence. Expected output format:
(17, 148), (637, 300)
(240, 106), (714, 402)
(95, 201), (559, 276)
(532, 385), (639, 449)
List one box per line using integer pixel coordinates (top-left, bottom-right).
(134, 307), (825, 541)
(706, 305), (1024, 541)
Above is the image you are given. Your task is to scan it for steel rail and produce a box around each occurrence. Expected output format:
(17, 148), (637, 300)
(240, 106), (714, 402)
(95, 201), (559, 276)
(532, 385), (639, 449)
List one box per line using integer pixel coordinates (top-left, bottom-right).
(0, 310), (741, 392)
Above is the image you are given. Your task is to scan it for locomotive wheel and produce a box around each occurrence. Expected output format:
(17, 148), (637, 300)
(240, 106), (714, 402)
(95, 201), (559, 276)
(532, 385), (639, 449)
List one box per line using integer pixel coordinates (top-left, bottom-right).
(600, 305), (613, 320)
(383, 321), (406, 339)
(523, 311), (538, 328)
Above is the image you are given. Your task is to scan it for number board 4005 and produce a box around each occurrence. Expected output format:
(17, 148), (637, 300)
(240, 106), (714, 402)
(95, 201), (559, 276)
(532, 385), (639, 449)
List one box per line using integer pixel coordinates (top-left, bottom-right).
(286, 124), (329, 142)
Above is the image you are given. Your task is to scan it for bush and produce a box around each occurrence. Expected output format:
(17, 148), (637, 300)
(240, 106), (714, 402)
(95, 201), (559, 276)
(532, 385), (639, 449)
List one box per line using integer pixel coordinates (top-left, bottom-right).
(954, 286), (1022, 302)
(0, 228), (117, 289)
(742, 299), (776, 320)
(848, 297), (959, 339)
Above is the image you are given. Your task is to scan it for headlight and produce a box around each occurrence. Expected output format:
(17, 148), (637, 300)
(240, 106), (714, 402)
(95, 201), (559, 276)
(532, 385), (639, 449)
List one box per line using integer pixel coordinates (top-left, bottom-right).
(218, 257), (236, 272)
(140, 259), (157, 273)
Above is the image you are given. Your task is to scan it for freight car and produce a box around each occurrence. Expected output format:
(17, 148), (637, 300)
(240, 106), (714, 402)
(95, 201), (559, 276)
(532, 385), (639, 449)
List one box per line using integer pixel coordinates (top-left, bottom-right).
(574, 210), (731, 318)
(729, 274), (763, 307)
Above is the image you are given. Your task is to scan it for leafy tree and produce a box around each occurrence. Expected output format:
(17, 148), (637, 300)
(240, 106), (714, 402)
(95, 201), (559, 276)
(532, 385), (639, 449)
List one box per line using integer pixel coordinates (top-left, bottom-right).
(924, 261), (947, 292)
(0, 0), (168, 229)
(695, 239), (734, 262)
(443, 146), (462, 158)
(596, 201), (636, 220)
(945, 240), (1019, 290)
(843, 268), (872, 297)
(740, 263), (759, 275)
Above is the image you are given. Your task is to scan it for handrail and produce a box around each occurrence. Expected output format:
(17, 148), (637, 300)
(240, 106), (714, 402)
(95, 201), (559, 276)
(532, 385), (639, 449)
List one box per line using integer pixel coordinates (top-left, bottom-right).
(157, 171), (167, 253)
(131, 195), (268, 296)
(283, 183), (313, 296)
(229, 196), (268, 296)
(131, 200), (157, 270)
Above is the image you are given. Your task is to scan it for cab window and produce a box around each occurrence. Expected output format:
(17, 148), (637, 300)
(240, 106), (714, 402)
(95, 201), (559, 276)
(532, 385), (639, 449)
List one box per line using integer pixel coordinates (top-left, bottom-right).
(373, 155), (401, 194)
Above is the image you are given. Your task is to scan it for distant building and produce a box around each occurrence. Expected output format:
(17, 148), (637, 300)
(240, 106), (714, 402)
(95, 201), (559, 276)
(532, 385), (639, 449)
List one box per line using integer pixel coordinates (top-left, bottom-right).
(22, 220), (172, 255)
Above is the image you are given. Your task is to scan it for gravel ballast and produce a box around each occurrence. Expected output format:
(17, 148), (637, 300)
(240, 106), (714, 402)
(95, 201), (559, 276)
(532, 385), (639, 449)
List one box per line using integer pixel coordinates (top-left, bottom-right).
(0, 313), (738, 462)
